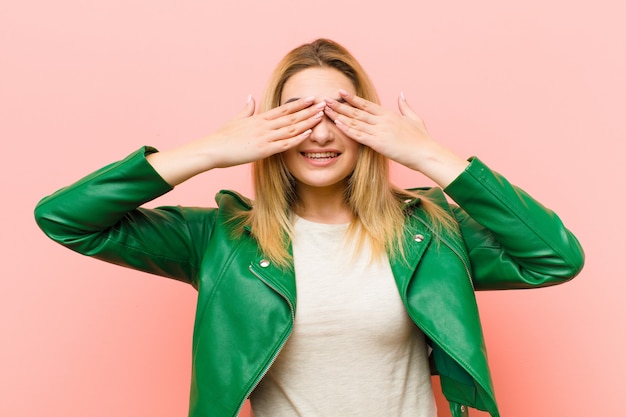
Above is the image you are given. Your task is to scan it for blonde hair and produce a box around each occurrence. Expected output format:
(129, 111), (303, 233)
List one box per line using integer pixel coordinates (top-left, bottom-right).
(237, 39), (455, 267)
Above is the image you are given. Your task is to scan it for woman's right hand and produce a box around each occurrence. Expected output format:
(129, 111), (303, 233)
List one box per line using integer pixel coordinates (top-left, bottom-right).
(147, 96), (325, 186)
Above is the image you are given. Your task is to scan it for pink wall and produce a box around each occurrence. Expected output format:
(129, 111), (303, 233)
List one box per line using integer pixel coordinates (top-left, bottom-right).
(2, 0), (624, 416)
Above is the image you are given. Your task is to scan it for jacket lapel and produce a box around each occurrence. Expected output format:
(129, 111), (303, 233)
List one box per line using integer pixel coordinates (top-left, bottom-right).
(389, 211), (432, 296)
(245, 232), (297, 315)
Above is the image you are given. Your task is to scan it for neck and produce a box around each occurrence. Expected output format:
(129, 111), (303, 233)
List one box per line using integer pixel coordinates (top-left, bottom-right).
(294, 182), (353, 224)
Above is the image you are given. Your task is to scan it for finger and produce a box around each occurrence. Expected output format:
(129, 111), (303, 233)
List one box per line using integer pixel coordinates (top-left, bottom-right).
(269, 101), (326, 130)
(333, 118), (375, 145)
(263, 96), (316, 121)
(270, 109), (324, 141)
(332, 112), (375, 136)
(397, 92), (420, 120)
(234, 94), (256, 119)
(323, 105), (368, 133)
(337, 89), (385, 116)
(323, 105), (340, 121)
(324, 97), (376, 125)
(325, 103), (375, 136)
(268, 128), (313, 154)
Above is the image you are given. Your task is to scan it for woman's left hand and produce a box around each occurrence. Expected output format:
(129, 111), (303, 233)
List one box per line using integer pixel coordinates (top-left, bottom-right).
(324, 89), (469, 187)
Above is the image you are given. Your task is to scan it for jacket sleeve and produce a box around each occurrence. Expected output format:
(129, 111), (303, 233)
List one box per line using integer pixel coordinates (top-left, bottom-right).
(443, 157), (584, 290)
(34, 147), (214, 288)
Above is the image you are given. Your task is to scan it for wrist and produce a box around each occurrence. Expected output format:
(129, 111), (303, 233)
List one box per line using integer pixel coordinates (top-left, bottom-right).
(146, 140), (215, 186)
(411, 143), (469, 188)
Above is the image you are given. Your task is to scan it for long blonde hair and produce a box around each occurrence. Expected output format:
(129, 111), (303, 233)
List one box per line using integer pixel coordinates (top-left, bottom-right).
(237, 39), (454, 267)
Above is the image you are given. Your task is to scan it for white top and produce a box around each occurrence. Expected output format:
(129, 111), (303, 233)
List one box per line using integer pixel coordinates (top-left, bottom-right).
(250, 216), (436, 417)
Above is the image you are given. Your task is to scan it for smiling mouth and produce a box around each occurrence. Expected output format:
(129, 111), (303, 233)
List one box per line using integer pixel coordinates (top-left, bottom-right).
(301, 152), (340, 160)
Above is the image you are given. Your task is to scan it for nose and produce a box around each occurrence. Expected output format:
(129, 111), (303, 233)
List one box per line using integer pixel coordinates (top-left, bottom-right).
(308, 115), (334, 145)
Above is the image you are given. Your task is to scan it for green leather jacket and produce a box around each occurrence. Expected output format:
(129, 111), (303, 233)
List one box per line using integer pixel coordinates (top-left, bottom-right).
(34, 147), (584, 417)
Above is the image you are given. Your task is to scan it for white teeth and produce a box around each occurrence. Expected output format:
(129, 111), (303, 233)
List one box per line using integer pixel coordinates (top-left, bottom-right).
(303, 152), (338, 159)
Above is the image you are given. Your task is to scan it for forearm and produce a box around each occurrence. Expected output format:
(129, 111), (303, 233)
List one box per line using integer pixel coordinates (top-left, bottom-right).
(146, 139), (216, 186)
(409, 141), (470, 188)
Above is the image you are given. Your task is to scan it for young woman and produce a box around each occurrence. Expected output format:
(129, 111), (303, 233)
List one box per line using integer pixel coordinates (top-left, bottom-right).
(35, 39), (584, 417)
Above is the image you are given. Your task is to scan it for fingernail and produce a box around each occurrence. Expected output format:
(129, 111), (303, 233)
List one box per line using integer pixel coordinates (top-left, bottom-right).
(314, 111), (324, 118)
(303, 129), (312, 135)
(324, 97), (335, 104)
(314, 102), (326, 110)
(400, 91), (406, 101)
(247, 94), (252, 104)
(338, 89), (349, 97)
(304, 96), (315, 103)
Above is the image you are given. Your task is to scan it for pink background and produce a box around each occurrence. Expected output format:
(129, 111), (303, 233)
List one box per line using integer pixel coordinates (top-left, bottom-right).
(2, 0), (624, 416)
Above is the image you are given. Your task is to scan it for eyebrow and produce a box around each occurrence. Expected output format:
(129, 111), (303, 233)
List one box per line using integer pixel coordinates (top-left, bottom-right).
(282, 97), (346, 105)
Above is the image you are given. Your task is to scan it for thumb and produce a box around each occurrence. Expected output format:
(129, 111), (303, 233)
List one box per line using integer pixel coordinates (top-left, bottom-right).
(397, 91), (420, 120)
(234, 94), (256, 119)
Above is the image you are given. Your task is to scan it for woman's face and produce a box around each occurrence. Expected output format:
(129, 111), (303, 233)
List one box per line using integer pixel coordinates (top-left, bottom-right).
(280, 67), (360, 193)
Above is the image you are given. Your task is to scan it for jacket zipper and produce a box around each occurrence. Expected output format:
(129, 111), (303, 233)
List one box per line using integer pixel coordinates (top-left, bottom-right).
(440, 238), (474, 290)
(232, 265), (296, 417)
(401, 294), (477, 417)
(412, 217), (496, 413)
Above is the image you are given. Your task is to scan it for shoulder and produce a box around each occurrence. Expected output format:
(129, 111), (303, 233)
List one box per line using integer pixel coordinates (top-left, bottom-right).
(214, 190), (253, 211)
(401, 186), (452, 213)
(152, 190), (251, 232)
(407, 187), (447, 204)
(212, 190), (253, 234)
